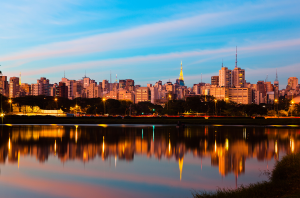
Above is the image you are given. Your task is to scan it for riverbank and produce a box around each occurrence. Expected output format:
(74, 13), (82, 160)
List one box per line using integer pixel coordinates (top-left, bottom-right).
(192, 152), (300, 198)
(1, 116), (300, 125)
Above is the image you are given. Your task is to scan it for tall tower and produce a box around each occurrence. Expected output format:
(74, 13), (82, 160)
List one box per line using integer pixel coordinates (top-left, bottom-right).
(179, 61), (184, 81)
(235, 46), (238, 68)
(231, 47), (245, 88)
(176, 61), (185, 86)
(19, 72), (21, 85)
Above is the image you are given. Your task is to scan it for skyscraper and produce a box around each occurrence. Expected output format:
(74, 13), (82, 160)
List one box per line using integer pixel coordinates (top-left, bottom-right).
(219, 67), (231, 87)
(9, 77), (20, 98)
(287, 77), (298, 90)
(231, 68), (245, 88)
(0, 76), (8, 97)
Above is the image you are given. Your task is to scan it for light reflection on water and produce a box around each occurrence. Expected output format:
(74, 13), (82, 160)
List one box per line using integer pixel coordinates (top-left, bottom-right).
(0, 125), (299, 198)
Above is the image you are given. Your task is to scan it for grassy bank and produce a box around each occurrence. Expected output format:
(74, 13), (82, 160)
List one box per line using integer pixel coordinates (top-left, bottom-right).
(192, 152), (300, 198)
(1, 116), (300, 125)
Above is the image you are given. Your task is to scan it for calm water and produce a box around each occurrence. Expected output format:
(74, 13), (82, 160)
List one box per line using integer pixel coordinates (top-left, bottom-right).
(0, 124), (298, 198)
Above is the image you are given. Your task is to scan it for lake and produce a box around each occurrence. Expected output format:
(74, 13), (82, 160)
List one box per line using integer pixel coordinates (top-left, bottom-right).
(0, 124), (298, 198)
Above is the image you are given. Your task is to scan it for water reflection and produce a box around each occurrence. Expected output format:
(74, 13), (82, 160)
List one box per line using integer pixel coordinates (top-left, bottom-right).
(0, 125), (299, 178)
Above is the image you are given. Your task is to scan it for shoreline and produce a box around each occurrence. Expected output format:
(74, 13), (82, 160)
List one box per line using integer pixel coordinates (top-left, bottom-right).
(1, 116), (300, 125)
(192, 152), (300, 198)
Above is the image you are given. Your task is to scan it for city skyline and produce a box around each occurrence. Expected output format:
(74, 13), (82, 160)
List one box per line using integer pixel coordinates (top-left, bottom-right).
(0, 0), (300, 89)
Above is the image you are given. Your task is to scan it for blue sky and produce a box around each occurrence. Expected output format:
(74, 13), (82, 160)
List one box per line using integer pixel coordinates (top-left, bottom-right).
(0, 0), (299, 89)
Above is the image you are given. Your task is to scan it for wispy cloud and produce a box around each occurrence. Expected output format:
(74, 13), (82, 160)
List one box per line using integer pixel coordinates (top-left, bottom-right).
(1, 0), (299, 62)
(14, 38), (300, 79)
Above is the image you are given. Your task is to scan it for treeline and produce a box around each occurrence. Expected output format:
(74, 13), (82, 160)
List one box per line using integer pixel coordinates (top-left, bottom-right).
(2, 94), (300, 116)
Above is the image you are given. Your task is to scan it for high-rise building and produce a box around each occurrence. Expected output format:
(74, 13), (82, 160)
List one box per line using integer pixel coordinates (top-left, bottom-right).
(0, 76), (8, 97)
(210, 87), (229, 101)
(20, 83), (31, 96)
(287, 77), (298, 90)
(56, 82), (68, 98)
(231, 67), (245, 88)
(39, 77), (50, 96)
(126, 79), (134, 91)
(119, 80), (126, 89)
(9, 77), (20, 98)
(219, 67), (231, 87)
(119, 89), (134, 102)
(228, 88), (252, 104)
(31, 77), (50, 96)
(211, 76), (219, 86)
(86, 83), (102, 98)
(135, 87), (150, 104)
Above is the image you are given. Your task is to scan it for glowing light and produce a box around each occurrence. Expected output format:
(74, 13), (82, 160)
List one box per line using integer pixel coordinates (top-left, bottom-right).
(275, 140), (278, 154)
(179, 157), (184, 181)
(98, 124), (108, 128)
(142, 129), (143, 139)
(153, 126), (154, 142)
(102, 136), (105, 153)
(5, 124), (12, 126)
(75, 125), (78, 143)
(214, 140), (217, 152)
(239, 160), (243, 172)
(290, 138), (294, 153)
(54, 140), (56, 155)
(169, 139), (171, 154)
(115, 156), (117, 168)
(225, 138), (229, 151)
(18, 151), (20, 169)
(8, 138), (11, 150)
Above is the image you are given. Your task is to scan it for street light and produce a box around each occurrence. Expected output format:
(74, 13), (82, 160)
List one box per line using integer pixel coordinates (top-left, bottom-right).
(274, 99), (278, 117)
(167, 94), (171, 111)
(75, 105), (78, 117)
(102, 98), (106, 115)
(291, 100), (294, 117)
(214, 99), (217, 116)
(8, 99), (12, 113)
(54, 98), (58, 116)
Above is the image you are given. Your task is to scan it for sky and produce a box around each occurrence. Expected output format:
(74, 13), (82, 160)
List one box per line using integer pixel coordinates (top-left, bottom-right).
(0, 0), (299, 89)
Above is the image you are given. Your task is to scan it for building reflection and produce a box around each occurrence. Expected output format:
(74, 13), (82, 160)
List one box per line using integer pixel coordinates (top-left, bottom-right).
(0, 125), (299, 180)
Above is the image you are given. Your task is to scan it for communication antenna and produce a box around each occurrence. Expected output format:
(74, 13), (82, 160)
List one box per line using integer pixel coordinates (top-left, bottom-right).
(275, 69), (278, 81)
(235, 46), (238, 68)
(265, 74), (268, 82)
(110, 71), (111, 84)
(115, 74), (117, 82)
